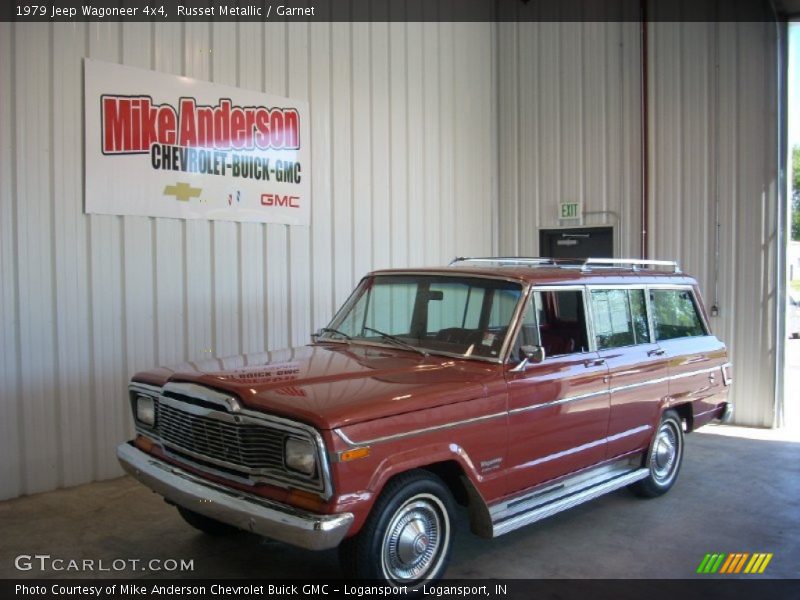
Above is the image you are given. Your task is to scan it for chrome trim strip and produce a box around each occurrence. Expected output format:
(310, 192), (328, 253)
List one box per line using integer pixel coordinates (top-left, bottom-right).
(508, 389), (607, 414)
(516, 425), (651, 469)
(532, 366), (721, 405)
(130, 382), (162, 396)
(162, 381), (234, 412)
(609, 376), (671, 394)
(518, 438), (606, 469)
(607, 424), (651, 441)
(117, 443), (353, 551)
(334, 411), (507, 447)
(163, 381), (236, 409)
(334, 429), (359, 446)
(667, 365), (719, 380)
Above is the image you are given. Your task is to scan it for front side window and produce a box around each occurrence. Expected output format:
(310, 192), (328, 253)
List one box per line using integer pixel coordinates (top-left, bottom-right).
(513, 289), (590, 358)
(322, 275), (524, 359)
(590, 288), (651, 349)
(650, 289), (707, 341)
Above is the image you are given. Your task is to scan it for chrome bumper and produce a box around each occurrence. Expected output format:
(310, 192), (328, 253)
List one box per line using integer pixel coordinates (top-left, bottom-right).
(116, 443), (353, 551)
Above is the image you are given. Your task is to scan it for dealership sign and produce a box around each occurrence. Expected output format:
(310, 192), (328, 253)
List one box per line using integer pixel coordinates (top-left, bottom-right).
(84, 59), (310, 225)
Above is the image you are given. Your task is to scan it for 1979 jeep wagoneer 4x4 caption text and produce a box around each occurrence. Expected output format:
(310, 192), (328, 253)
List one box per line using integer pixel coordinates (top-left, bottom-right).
(118, 257), (733, 585)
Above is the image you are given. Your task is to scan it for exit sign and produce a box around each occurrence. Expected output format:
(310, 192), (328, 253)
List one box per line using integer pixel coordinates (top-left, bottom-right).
(559, 202), (581, 220)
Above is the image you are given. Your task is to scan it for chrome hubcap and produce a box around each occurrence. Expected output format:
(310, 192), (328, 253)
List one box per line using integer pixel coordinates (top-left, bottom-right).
(651, 421), (680, 484)
(381, 494), (449, 583)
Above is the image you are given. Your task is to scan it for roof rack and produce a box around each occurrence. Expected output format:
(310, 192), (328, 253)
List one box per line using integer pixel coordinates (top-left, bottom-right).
(581, 258), (681, 273)
(449, 256), (681, 273)
(449, 257), (568, 267)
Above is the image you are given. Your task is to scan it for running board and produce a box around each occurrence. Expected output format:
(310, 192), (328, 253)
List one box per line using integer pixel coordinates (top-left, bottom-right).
(490, 465), (649, 537)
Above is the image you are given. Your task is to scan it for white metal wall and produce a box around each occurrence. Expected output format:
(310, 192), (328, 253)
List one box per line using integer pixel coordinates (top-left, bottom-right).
(0, 19), (496, 500)
(648, 20), (779, 428)
(497, 20), (643, 257)
(497, 19), (780, 428)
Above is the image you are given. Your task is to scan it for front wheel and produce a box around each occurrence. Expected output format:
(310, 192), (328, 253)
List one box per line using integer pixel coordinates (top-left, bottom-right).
(629, 410), (684, 498)
(339, 471), (455, 586)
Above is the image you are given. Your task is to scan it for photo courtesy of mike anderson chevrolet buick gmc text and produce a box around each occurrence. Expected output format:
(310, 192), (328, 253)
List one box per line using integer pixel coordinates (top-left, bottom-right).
(117, 257), (733, 586)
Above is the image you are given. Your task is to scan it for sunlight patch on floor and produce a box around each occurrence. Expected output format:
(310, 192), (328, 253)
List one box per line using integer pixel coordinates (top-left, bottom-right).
(700, 422), (800, 443)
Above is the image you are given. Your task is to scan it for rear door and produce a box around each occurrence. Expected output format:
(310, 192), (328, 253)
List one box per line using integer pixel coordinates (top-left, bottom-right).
(649, 287), (728, 427)
(588, 287), (669, 458)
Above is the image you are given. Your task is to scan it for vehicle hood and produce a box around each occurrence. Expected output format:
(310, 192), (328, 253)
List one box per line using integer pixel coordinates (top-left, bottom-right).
(132, 344), (500, 429)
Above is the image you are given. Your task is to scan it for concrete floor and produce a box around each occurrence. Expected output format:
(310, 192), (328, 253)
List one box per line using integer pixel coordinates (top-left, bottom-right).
(1, 423), (798, 580)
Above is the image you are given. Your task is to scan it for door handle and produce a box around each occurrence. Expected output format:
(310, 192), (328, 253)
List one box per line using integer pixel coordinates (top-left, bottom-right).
(583, 358), (606, 368)
(647, 348), (666, 357)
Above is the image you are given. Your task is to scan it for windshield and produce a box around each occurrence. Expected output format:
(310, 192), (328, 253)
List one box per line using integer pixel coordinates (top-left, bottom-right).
(319, 274), (525, 360)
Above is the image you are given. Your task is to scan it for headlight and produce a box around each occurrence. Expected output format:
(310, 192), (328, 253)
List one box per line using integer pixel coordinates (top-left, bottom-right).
(285, 437), (316, 476)
(136, 395), (156, 426)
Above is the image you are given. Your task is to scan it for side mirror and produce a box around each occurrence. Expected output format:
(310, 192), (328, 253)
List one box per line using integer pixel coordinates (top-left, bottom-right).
(511, 345), (545, 372)
(521, 345), (546, 364)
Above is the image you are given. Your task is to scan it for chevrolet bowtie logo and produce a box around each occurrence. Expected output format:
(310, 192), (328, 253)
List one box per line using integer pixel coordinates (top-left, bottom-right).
(163, 182), (202, 202)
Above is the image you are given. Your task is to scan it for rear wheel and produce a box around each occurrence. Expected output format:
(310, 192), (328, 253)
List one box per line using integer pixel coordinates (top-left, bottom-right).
(629, 410), (684, 498)
(339, 471), (455, 586)
(176, 505), (238, 536)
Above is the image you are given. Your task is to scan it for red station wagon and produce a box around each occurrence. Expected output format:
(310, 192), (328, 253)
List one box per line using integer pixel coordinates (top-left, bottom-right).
(118, 257), (733, 585)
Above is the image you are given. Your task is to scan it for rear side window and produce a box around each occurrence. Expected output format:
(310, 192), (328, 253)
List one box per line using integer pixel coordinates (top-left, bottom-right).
(590, 289), (651, 349)
(650, 289), (707, 341)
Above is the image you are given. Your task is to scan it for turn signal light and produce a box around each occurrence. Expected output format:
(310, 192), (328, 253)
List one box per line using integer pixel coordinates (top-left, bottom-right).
(339, 447), (371, 462)
(288, 488), (323, 511)
(134, 435), (156, 453)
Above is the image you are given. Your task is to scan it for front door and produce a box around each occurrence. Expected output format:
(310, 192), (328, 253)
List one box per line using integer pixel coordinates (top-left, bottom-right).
(505, 287), (610, 494)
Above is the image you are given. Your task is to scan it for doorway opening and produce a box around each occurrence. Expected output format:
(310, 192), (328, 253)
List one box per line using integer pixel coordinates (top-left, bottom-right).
(539, 227), (614, 260)
(785, 21), (799, 431)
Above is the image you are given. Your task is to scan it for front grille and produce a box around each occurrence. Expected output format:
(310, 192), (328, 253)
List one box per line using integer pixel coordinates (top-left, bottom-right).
(142, 391), (326, 496)
(156, 403), (286, 473)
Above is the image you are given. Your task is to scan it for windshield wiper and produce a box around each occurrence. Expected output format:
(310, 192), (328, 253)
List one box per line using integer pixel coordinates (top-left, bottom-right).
(361, 326), (428, 357)
(316, 327), (352, 341)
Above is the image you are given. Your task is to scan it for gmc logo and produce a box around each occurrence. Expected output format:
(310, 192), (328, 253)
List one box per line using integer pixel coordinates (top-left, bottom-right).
(261, 193), (300, 208)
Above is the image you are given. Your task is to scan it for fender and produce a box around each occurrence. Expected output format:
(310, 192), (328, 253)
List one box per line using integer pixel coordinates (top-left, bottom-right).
(335, 441), (493, 538)
(366, 441), (483, 494)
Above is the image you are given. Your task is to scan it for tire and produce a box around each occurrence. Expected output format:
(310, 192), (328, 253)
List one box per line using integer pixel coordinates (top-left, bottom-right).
(176, 505), (238, 536)
(339, 470), (455, 586)
(629, 410), (685, 498)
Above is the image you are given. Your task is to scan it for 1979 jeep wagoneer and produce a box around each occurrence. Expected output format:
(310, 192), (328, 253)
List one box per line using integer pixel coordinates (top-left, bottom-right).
(118, 257), (733, 584)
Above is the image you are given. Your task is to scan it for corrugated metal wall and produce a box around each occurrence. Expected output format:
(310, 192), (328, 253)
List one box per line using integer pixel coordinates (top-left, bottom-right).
(648, 20), (779, 428)
(497, 20), (643, 257)
(0, 18), (496, 500)
(497, 18), (779, 427)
